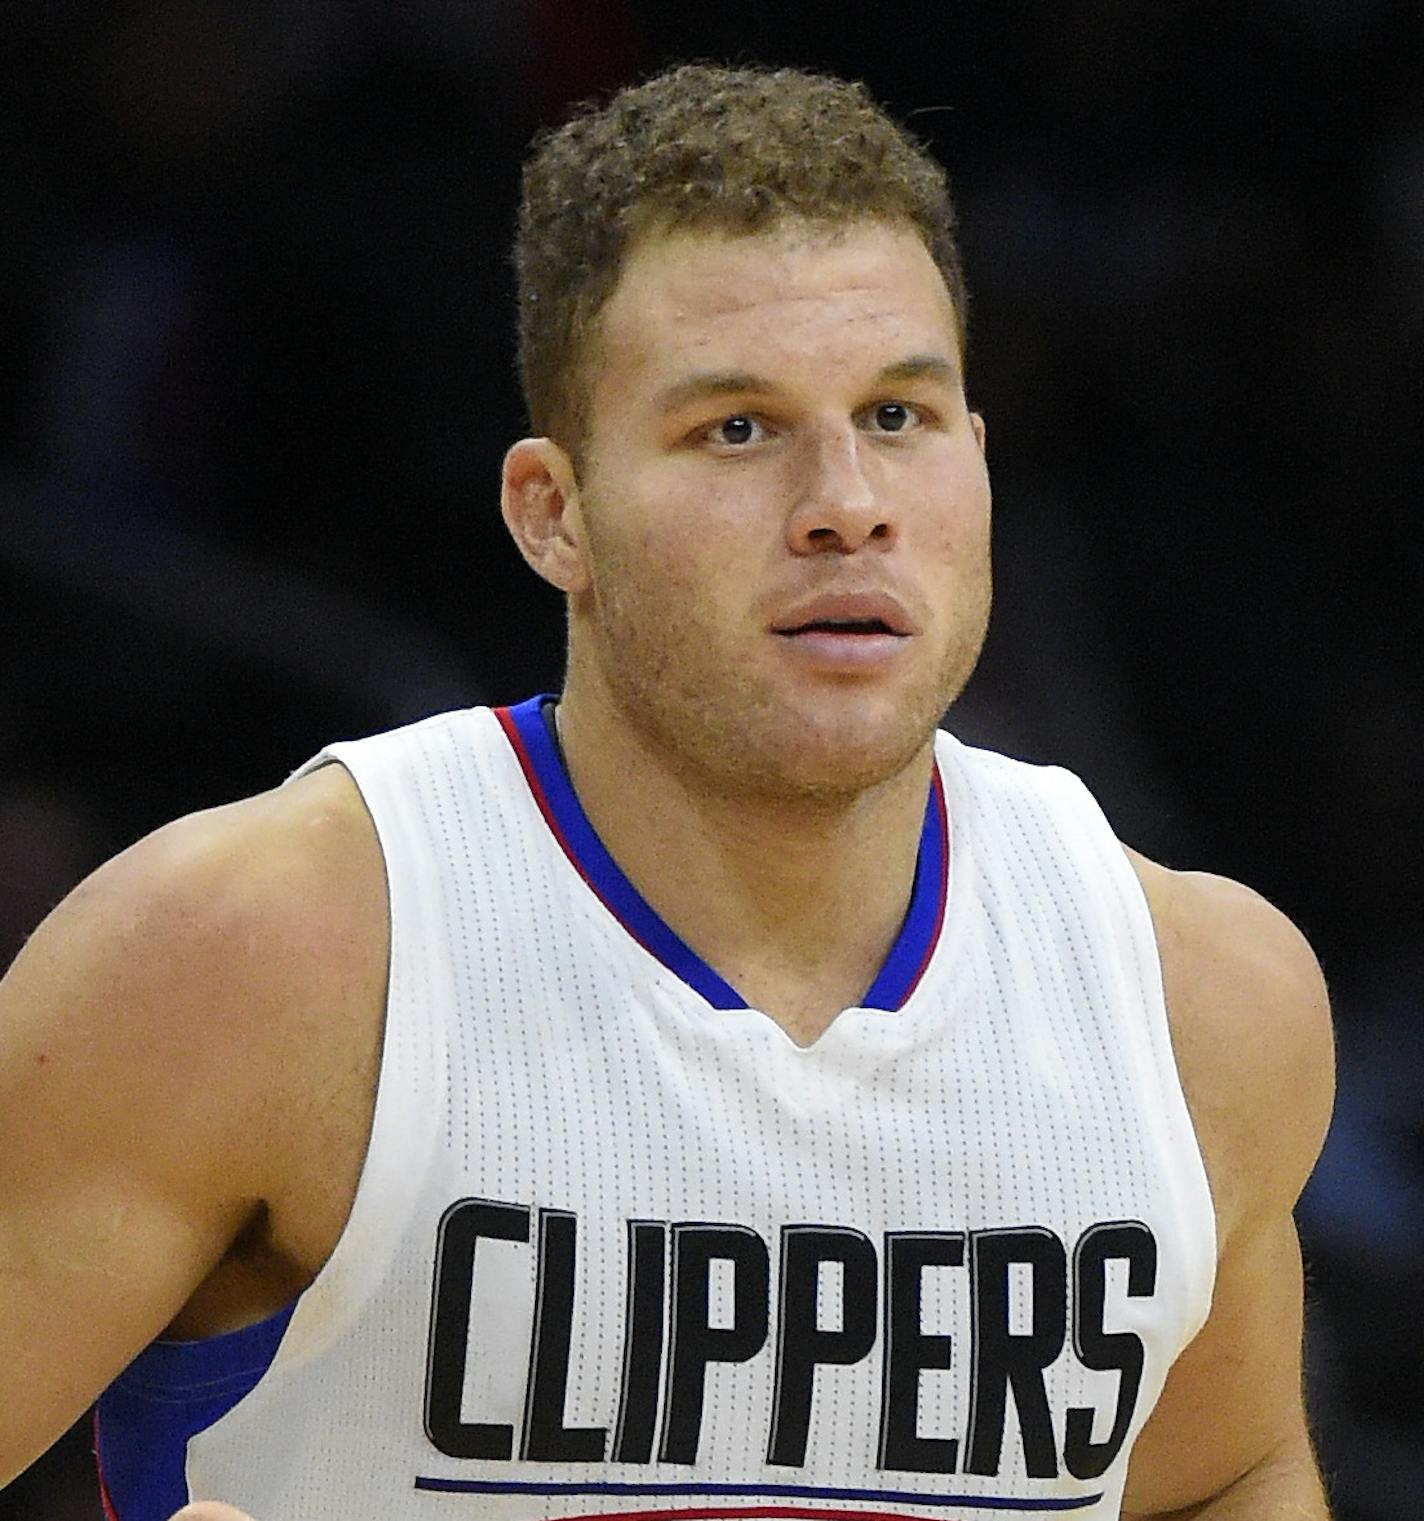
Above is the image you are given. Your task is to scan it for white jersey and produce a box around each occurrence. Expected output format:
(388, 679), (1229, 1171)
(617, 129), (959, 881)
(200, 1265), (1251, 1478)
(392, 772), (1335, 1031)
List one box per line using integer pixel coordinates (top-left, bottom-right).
(95, 697), (1215, 1521)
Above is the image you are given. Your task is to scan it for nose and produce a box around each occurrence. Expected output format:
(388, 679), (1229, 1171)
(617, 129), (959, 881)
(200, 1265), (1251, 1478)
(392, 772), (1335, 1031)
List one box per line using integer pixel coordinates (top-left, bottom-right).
(786, 426), (891, 555)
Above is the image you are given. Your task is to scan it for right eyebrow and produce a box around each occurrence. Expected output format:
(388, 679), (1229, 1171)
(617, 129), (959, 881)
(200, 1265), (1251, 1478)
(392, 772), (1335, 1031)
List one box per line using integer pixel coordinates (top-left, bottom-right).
(652, 371), (780, 414)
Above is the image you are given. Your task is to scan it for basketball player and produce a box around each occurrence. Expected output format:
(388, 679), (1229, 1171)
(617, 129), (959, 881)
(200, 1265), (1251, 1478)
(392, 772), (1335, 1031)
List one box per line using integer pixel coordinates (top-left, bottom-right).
(1, 64), (1332, 1521)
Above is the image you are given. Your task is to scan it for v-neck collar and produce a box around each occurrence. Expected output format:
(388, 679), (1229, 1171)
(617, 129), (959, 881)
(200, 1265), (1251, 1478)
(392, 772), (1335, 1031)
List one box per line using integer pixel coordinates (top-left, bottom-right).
(494, 695), (948, 1013)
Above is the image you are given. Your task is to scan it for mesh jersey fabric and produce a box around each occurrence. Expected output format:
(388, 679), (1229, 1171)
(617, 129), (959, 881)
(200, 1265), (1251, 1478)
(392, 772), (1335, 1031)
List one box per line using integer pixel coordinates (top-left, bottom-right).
(96, 698), (1215, 1521)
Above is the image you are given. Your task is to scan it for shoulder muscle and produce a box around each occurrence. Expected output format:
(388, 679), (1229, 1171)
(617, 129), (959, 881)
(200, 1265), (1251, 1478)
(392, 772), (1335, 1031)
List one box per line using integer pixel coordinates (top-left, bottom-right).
(1127, 849), (1334, 1237)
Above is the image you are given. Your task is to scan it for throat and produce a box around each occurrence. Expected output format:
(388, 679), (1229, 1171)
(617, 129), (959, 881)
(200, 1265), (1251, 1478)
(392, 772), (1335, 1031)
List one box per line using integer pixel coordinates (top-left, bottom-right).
(541, 694), (944, 1031)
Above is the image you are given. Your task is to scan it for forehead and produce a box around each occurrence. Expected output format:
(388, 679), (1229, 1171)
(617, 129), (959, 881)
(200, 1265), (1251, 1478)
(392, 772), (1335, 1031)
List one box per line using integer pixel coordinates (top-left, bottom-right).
(590, 221), (962, 402)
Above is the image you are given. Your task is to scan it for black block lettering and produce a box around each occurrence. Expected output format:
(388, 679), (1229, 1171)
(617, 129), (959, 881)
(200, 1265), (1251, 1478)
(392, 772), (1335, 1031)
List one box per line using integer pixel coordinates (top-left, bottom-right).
(878, 1231), (965, 1474)
(611, 1220), (668, 1464)
(1064, 1221), (1157, 1480)
(659, 1224), (770, 1465)
(520, 1209), (607, 1460)
(424, 1198), (530, 1460)
(964, 1227), (1068, 1479)
(767, 1226), (877, 1467)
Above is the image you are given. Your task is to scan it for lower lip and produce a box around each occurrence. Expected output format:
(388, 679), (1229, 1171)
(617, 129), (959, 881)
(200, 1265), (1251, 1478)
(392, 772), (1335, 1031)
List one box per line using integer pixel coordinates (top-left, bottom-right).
(774, 630), (910, 668)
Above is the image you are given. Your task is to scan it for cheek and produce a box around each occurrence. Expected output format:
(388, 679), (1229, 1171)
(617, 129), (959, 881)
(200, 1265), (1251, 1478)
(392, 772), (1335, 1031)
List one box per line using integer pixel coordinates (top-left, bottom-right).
(912, 479), (990, 571)
(954, 498), (993, 566)
(602, 472), (761, 602)
(586, 510), (713, 641)
(939, 456), (993, 552)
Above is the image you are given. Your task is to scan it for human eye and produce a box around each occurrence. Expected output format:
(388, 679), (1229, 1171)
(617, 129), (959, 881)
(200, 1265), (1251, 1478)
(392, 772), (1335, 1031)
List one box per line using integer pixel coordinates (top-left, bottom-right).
(859, 400), (925, 435)
(702, 413), (770, 448)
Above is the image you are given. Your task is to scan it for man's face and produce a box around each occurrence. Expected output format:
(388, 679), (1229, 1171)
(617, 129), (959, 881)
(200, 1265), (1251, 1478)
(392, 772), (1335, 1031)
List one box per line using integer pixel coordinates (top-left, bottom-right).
(565, 219), (992, 801)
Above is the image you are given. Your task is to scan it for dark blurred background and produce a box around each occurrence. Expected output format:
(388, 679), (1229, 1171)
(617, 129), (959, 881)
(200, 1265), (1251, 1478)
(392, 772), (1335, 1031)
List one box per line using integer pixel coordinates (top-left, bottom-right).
(1, 4), (1420, 1520)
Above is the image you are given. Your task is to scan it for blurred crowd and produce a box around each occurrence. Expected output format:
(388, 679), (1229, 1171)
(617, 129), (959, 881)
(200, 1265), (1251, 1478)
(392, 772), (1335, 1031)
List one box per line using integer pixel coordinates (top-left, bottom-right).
(2, 5), (1421, 1521)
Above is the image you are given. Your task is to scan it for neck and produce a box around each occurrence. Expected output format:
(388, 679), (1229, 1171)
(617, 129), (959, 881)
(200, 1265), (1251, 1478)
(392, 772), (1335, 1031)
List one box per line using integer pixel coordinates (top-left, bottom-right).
(554, 685), (935, 1045)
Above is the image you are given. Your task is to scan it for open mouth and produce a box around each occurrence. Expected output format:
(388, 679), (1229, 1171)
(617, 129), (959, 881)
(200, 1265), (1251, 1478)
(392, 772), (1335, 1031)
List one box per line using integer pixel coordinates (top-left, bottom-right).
(779, 619), (900, 636)
(769, 592), (916, 644)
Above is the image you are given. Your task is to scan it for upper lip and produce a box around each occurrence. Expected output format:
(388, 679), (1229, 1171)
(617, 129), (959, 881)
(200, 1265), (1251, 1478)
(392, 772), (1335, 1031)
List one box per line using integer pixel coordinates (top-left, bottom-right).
(769, 591), (917, 637)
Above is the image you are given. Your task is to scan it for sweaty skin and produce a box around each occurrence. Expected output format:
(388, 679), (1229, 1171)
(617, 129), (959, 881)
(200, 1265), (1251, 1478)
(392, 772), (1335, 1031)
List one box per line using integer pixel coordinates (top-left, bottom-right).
(2, 222), (1332, 1520)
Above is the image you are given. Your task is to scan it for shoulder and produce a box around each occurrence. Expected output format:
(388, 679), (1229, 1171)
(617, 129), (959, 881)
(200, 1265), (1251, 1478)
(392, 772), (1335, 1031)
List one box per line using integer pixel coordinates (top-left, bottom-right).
(48, 762), (383, 1024)
(0, 766), (389, 1472)
(0, 762), (387, 1212)
(1124, 848), (1335, 1239)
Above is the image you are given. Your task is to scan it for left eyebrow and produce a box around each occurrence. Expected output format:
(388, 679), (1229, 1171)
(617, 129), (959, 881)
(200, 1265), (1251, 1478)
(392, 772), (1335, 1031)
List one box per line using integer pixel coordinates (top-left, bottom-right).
(874, 353), (962, 389)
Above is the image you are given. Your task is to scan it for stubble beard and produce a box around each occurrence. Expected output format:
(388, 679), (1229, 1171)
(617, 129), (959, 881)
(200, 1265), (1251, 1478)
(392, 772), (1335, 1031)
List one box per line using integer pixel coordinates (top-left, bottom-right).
(575, 562), (990, 811)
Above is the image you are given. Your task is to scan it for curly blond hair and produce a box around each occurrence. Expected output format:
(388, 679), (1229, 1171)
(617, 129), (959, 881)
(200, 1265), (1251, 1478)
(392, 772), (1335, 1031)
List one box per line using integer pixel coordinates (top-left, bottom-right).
(514, 62), (969, 455)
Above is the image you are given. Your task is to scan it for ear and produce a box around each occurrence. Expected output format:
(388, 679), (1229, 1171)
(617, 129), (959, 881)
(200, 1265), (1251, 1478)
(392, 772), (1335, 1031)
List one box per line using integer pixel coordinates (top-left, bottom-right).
(970, 411), (987, 456)
(501, 437), (590, 594)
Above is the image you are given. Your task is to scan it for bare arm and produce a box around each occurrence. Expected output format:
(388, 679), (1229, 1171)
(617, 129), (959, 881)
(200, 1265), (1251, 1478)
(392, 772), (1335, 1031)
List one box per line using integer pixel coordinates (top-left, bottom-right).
(1142, 1434), (1326, 1519)
(1126, 1217), (1327, 1519)
(0, 766), (385, 1486)
(1122, 857), (1334, 1519)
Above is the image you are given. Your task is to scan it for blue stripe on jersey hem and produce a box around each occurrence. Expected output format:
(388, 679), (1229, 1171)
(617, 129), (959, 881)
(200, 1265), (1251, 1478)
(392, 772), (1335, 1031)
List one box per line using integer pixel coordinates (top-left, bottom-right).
(502, 695), (946, 1014)
(412, 1478), (1102, 1511)
(95, 1302), (297, 1521)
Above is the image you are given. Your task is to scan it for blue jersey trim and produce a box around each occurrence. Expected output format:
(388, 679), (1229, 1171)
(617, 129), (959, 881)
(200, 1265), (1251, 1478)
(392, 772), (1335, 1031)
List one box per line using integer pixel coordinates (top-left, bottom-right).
(501, 696), (744, 1009)
(860, 767), (947, 1010)
(501, 696), (947, 1014)
(94, 1303), (296, 1521)
(412, 1477), (1103, 1511)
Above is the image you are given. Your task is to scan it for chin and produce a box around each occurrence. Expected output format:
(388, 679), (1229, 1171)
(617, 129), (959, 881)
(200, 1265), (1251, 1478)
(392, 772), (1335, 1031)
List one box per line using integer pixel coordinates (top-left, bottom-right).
(749, 702), (936, 800)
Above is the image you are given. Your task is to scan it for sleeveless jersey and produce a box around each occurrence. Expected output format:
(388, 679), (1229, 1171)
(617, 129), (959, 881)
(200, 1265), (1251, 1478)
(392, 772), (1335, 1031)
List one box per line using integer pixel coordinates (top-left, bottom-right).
(95, 696), (1215, 1521)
